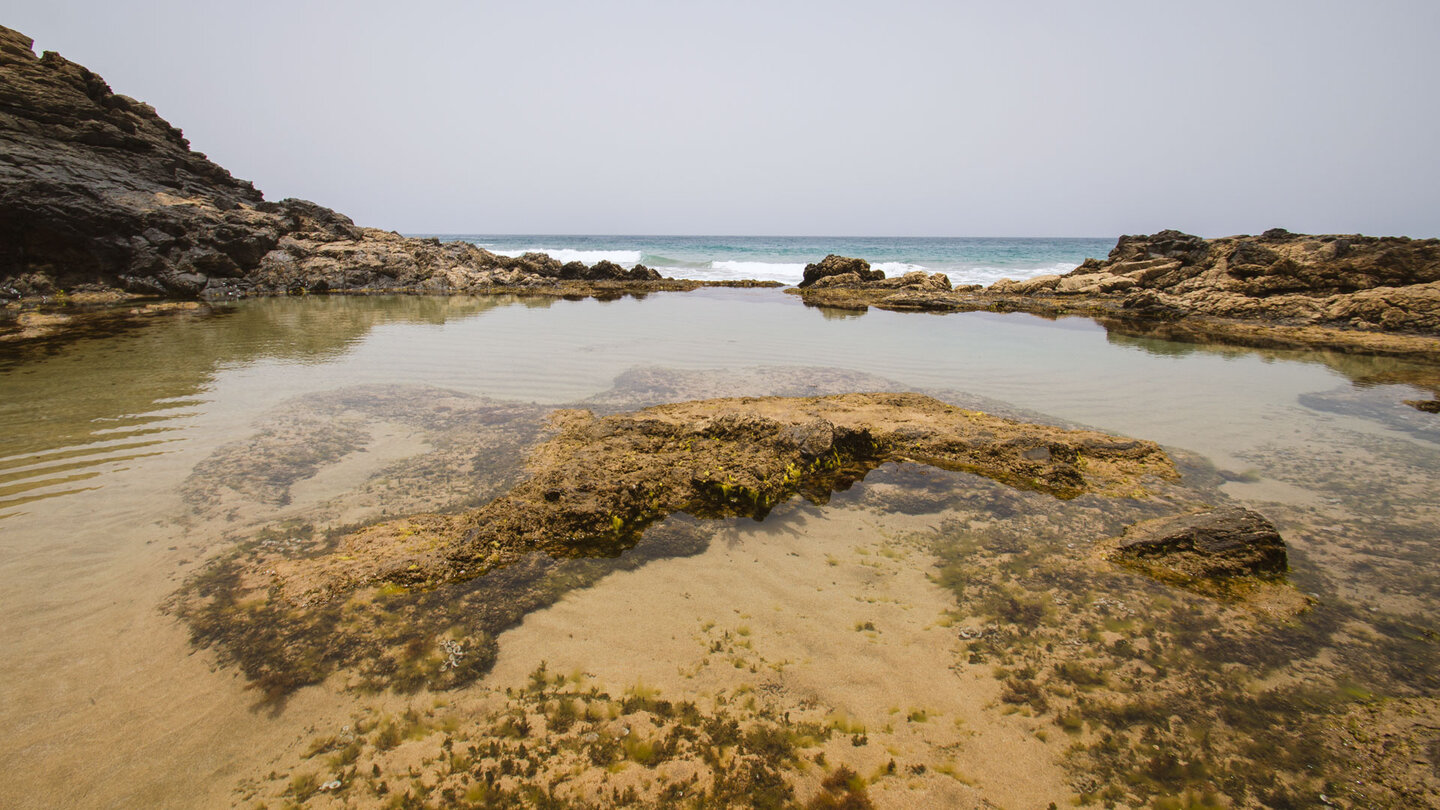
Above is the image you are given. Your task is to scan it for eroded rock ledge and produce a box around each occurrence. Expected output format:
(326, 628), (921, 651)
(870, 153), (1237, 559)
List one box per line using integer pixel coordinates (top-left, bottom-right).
(174, 392), (1180, 697)
(995, 228), (1440, 332)
(0, 25), (750, 305)
(284, 392), (1176, 600)
(790, 231), (1440, 367)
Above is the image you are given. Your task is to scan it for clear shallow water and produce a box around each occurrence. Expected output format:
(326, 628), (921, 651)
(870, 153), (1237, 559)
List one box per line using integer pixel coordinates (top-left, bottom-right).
(417, 234), (1113, 286)
(2, 289), (1439, 807)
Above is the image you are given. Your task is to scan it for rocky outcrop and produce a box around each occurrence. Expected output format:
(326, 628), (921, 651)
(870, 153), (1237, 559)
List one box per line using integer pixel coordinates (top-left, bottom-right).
(0, 26), (674, 301)
(174, 391), (1178, 695)
(1107, 506), (1288, 583)
(789, 235), (1440, 370)
(792, 233), (1440, 337)
(791, 255), (956, 311)
(276, 392), (1177, 601)
(800, 254), (885, 287)
(996, 228), (1440, 333)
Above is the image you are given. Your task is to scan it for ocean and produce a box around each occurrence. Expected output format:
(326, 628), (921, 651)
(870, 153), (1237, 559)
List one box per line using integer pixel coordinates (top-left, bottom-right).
(418, 235), (1113, 286)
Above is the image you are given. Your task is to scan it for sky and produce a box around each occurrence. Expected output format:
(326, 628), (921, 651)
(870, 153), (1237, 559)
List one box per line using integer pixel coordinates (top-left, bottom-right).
(3, 0), (1438, 237)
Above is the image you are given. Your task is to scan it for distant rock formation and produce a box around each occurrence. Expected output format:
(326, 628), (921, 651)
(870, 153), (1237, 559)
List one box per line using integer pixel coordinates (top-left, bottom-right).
(0, 25), (666, 299)
(794, 254), (955, 311)
(992, 228), (1440, 333)
(799, 254), (885, 287)
(792, 231), (1440, 345)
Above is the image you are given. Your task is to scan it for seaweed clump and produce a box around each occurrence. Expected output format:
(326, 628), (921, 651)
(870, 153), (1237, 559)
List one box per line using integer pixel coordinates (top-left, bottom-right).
(170, 517), (713, 703)
(238, 667), (911, 809)
(925, 495), (1440, 808)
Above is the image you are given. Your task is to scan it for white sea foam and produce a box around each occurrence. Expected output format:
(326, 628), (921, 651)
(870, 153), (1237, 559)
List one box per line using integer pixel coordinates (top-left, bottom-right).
(490, 248), (644, 265)
(704, 260), (809, 283)
(483, 245), (1081, 287)
(872, 262), (929, 276)
(947, 262), (1078, 287)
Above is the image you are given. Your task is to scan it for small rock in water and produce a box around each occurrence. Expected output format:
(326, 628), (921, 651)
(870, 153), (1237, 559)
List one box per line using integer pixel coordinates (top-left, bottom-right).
(1112, 506), (1288, 580)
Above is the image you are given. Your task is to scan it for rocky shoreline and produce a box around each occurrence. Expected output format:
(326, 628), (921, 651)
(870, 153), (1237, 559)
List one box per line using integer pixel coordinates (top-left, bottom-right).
(4, 19), (1437, 375)
(793, 229), (1440, 361)
(0, 25), (769, 312)
(171, 391), (1203, 698)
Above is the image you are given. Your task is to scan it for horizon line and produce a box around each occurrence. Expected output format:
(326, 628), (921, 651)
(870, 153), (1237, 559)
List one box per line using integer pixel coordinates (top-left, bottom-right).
(401, 232), (1120, 240)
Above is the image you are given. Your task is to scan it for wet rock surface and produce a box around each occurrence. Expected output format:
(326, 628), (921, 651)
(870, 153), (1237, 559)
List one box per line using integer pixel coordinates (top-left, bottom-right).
(160, 367), (1440, 807)
(795, 231), (1440, 342)
(268, 392), (1177, 604)
(1110, 506), (1288, 581)
(172, 390), (1180, 700)
(799, 254), (885, 287)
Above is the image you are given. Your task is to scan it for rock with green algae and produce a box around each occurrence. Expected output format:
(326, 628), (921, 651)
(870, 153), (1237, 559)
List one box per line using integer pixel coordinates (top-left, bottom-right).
(268, 392), (1177, 607)
(172, 391), (1180, 699)
(1111, 506), (1288, 580)
(1100, 505), (1309, 616)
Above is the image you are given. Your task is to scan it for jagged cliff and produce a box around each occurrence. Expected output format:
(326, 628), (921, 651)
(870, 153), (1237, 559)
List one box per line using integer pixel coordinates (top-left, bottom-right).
(0, 25), (665, 299)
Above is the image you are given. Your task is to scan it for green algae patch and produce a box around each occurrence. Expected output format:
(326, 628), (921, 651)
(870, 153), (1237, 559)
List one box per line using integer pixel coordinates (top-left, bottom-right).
(173, 392), (1179, 700)
(1095, 506), (1313, 617)
(290, 392), (1179, 602)
(917, 485), (1440, 808)
(242, 669), (865, 809)
(169, 517), (714, 703)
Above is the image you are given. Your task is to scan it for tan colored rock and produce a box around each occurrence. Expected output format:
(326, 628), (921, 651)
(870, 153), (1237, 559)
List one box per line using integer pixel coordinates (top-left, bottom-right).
(880, 291), (963, 310)
(1008, 274), (1061, 294)
(809, 271), (863, 288)
(982, 229), (1440, 335)
(1112, 258), (1182, 283)
(1056, 273), (1135, 294)
(1324, 281), (1440, 332)
(174, 392), (1180, 696)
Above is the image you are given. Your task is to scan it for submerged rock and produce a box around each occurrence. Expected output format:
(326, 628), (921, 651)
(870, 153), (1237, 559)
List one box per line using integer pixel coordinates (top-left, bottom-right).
(275, 392), (1178, 603)
(1109, 506), (1288, 581)
(174, 391), (1180, 698)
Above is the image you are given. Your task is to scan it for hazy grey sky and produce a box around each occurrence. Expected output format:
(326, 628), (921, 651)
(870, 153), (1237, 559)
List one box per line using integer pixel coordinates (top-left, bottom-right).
(4, 1), (1437, 237)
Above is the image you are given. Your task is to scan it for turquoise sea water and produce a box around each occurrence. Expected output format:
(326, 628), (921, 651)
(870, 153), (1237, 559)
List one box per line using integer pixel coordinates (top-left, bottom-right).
(418, 235), (1114, 286)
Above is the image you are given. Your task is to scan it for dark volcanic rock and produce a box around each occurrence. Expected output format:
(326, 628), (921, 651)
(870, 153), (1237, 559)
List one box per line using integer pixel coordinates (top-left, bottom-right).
(1107, 229), (1212, 266)
(0, 25), (690, 301)
(800, 254), (884, 287)
(1113, 506), (1288, 580)
(0, 25), (266, 295)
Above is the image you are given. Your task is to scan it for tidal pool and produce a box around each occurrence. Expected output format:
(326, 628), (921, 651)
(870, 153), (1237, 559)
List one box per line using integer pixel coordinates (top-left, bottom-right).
(2, 289), (1437, 808)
